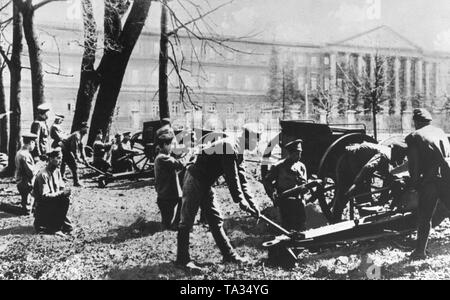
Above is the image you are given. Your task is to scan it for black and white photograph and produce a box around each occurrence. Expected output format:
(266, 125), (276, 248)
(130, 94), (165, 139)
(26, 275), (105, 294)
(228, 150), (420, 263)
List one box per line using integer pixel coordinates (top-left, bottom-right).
(1, 0), (450, 282)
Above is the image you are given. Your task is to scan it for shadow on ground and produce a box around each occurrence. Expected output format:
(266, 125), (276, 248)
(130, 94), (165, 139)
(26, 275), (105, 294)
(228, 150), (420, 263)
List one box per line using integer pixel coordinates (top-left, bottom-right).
(96, 217), (164, 244)
(0, 225), (35, 237)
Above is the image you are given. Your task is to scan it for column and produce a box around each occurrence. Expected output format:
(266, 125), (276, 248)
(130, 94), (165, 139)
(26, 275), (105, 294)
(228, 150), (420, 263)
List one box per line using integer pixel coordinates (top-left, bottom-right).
(394, 57), (401, 115)
(330, 53), (338, 115)
(383, 56), (389, 94)
(357, 54), (365, 77)
(435, 63), (441, 96)
(415, 59), (423, 95)
(370, 54), (376, 85)
(404, 58), (412, 111)
(425, 61), (431, 98)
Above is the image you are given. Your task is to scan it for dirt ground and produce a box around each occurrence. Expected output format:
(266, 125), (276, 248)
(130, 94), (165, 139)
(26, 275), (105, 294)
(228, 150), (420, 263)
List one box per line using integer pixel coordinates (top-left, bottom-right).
(1, 163), (450, 280)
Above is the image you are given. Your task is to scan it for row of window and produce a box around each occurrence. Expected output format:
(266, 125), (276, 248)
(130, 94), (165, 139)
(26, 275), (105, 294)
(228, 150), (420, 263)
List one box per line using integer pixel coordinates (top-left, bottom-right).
(150, 102), (268, 116)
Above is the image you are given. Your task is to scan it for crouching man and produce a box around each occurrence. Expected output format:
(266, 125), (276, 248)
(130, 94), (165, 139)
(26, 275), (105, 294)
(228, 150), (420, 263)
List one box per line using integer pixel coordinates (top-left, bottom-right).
(264, 139), (307, 232)
(33, 148), (73, 235)
(175, 125), (261, 272)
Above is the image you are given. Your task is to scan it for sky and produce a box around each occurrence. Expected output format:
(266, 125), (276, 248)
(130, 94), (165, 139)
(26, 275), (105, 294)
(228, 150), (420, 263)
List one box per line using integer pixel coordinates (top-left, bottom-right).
(26, 0), (450, 51)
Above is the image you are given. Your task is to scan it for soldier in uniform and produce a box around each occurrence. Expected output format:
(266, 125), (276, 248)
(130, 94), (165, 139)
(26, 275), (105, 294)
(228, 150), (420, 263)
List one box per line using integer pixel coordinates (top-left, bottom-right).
(61, 122), (89, 187)
(50, 114), (67, 148)
(405, 109), (450, 260)
(331, 142), (408, 223)
(33, 148), (73, 235)
(15, 133), (38, 213)
(31, 103), (51, 161)
(92, 130), (113, 173)
(111, 133), (135, 173)
(154, 128), (185, 230)
(263, 139), (307, 232)
(175, 124), (261, 272)
(122, 131), (132, 151)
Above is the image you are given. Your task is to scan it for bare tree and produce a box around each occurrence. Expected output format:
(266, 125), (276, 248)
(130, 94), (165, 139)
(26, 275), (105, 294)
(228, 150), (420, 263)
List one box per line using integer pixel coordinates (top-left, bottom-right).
(87, 0), (151, 145)
(13, 0), (66, 118)
(0, 1), (23, 176)
(71, 0), (98, 133)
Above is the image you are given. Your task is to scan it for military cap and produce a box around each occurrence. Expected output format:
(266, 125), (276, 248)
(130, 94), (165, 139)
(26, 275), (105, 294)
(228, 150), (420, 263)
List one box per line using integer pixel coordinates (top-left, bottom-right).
(80, 122), (89, 129)
(285, 139), (303, 152)
(22, 133), (38, 141)
(115, 133), (122, 138)
(47, 147), (62, 158)
(413, 108), (433, 123)
(37, 103), (51, 112)
(156, 124), (175, 138)
(123, 131), (132, 136)
(55, 114), (65, 119)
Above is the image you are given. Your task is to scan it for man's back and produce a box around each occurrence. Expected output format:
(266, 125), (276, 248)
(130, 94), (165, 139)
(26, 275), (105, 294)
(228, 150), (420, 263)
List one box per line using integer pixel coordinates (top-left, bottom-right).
(189, 138), (238, 186)
(15, 149), (34, 183)
(406, 125), (450, 179)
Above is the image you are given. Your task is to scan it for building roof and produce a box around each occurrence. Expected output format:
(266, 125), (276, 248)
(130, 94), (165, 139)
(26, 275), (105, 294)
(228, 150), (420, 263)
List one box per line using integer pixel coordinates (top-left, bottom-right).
(329, 25), (424, 53)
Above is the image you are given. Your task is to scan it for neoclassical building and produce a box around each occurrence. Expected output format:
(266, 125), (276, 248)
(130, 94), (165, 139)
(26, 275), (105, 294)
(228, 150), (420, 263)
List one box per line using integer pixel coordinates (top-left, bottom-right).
(7, 22), (450, 133)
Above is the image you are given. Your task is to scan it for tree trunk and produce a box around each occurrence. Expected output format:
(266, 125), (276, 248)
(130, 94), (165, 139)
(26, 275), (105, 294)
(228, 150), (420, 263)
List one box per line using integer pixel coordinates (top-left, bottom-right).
(71, 0), (99, 133)
(159, 0), (170, 120)
(4, 3), (23, 176)
(88, 0), (151, 145)
(0, 66), (7, 153)
(21, 1), (45, 119)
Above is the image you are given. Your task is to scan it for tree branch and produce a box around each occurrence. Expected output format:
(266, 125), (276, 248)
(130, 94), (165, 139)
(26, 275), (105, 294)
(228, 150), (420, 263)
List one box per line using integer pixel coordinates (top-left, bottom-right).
(33, 0), (66, 11)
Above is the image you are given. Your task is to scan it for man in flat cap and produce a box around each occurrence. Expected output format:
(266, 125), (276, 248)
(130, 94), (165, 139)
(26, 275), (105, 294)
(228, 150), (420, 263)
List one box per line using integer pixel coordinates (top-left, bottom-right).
(15, 133), (38, 213)
(50, 114), (67, 149)
(31, 103), (51, 161)
(122, 131), (133, 151)
(264, 139), (308, 231)
(405, 108), (450, 260)
(33, 147), (73, 235)
(92, 130), (113, 173)
(175, 124), (261, 272)
(60, 122), (89, 187)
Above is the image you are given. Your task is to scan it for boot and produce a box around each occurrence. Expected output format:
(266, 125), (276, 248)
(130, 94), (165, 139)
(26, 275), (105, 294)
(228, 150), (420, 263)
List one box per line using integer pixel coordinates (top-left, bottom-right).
(175, 228), (204, 274)
(211, 226), (249, 265)
(176, 228), (191, 266)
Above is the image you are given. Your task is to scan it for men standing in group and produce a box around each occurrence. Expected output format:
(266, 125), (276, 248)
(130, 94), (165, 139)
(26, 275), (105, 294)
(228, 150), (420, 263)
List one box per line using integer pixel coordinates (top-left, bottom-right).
(61, 122), (89, 187)
(15, 133), (38, 213)
(175, 124), (261, 273)
(405, 109), (450, 260)
(33, 148), (73, 236)
(50, 114), (67, 149)
(263, 139), (308, 232)
(31, 103), (51, 161)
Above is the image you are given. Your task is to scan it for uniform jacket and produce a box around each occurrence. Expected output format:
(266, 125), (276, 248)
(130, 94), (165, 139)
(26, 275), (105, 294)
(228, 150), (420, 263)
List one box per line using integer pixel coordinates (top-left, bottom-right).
(406, 125), (450, 185)
(188, 138), (253, 204)
(31, 120), (49, 157)
(15, 149), (36, 185)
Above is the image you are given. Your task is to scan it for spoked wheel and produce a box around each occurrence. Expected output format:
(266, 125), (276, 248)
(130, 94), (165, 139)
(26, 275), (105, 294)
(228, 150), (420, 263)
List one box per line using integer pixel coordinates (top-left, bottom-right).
(130, 131), (154, 173)
(306, 178), (336, 223)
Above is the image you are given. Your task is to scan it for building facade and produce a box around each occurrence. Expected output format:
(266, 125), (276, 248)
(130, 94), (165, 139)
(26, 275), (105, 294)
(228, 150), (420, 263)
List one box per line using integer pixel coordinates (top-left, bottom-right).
(6, 23), (450, 134)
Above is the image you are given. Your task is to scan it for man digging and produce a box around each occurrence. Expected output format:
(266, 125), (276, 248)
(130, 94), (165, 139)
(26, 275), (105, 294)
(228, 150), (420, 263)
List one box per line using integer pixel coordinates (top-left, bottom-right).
(175, 125), (262, 273)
